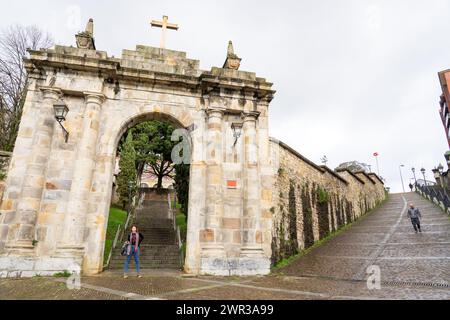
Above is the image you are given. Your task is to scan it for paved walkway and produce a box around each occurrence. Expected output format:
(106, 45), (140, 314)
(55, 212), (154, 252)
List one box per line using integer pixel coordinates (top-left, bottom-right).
(1, 193), (449, 300)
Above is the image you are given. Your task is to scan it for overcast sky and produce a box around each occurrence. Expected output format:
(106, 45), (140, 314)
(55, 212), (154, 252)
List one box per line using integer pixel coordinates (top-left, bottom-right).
(1, 0), (449, 193)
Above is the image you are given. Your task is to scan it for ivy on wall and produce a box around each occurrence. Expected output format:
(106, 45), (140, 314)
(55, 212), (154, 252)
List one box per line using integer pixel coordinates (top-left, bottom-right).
(288, 182), (299, 256)
(301, 183), (315, 249)
(345, 200), (353, 224)
(336, 196), (343, 227)
(271, 182), (300, 265)
(329, 196), (336, 232)
(316, 186), (330, 240)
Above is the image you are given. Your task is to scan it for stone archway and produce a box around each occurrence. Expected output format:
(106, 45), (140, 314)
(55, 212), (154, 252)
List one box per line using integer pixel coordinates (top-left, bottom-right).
(0, 42), (275, 277)
(89, 108), (196, 275)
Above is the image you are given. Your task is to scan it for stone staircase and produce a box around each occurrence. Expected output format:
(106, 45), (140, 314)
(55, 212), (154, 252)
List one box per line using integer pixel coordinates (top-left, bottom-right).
(109, 190), (181, 270)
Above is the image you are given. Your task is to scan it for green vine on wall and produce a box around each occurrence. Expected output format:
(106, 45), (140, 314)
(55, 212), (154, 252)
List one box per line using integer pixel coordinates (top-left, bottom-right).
(301, 184), (315, 249)
(317, 187), (329, 204)
(288, 182), (299, 256)
(316, 186), (330, 240)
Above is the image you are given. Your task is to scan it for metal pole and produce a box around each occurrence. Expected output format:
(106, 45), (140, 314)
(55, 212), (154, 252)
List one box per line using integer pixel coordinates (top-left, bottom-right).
(399, 165), (405, 193)
(375, 156), (380, 176)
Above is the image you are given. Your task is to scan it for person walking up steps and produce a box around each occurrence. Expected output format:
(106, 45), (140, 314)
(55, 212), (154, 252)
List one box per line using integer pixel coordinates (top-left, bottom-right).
(407, 203), (422, 233)
(123, 225), (144, 278)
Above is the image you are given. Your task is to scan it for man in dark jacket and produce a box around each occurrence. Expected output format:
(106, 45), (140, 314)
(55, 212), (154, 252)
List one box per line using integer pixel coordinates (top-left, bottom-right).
(407, 203), (422, 233)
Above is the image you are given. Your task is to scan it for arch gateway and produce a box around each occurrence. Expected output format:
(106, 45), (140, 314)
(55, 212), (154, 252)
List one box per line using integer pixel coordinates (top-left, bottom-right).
(0, 25), (276, 277)
(0, 21), (387, 278)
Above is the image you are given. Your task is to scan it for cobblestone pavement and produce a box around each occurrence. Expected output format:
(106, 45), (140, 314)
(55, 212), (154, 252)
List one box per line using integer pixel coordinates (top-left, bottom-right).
(1, 193), (449, 300)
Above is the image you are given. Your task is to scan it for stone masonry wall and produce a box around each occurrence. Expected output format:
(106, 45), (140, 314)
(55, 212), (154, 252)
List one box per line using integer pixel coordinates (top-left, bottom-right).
(269, 139), (386, 265)
(0, 152), (12, 205)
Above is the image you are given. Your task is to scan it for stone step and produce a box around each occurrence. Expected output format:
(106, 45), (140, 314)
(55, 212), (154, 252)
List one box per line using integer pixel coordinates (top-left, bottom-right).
(110, 266), (181, 270)
(134, 221), (174, 227)
(109, 261), (180, 267)
(112, 246), (180, 254)
(136, 215), (171, 221)
(124, 227), (175, 232)
(112, 253), (179, 258)
(141, 200), (168, 206)
(111, 260), (180, 264)
(111, 260), (180, 265)
(111, 255), (179, 259)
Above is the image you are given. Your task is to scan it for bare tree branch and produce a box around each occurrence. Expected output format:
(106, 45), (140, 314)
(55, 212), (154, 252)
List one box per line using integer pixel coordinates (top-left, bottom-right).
(0, 25), (53, 152)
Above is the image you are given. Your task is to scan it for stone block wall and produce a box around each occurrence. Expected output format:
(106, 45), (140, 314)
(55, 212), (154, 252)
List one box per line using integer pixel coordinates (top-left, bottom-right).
(0, 152), (12, 205)
(269, 139), (386, 265)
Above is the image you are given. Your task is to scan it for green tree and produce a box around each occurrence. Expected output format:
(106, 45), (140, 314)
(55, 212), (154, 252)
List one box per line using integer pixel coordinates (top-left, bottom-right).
(116, 132), (137, 209)
(121, 121), (177, 189)
(174, 164), (190, 219)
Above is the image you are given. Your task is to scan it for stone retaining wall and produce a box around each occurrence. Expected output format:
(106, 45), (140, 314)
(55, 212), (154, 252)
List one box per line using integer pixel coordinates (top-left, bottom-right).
(269, 139), (386, 265)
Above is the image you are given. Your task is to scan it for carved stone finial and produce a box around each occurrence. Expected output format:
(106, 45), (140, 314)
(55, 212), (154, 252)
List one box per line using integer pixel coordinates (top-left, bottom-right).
(76, 18), (96, 50)
(227, 41), (235, 56)
(85, 18), (94, 36)
(223, 40), (241, 70)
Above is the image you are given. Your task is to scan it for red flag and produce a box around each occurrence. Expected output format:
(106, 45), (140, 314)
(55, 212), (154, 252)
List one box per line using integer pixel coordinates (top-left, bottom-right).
(373, 152), (379, 157)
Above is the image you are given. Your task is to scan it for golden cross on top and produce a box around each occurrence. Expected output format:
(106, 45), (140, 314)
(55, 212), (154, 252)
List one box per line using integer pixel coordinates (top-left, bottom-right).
(151, 15), (179, 49)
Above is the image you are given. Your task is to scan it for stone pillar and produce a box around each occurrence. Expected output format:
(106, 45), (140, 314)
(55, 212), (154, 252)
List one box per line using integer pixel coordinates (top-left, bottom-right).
(241, 111), (265, 257)
(184, 110), (207, 274)
(5, 87), (61, 253)
(56, 92), (105, 257)
(201, 107), (226, 256)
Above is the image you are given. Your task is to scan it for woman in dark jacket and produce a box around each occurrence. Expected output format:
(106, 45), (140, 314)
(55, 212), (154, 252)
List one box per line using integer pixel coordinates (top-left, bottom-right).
(123, 225), (144, 278)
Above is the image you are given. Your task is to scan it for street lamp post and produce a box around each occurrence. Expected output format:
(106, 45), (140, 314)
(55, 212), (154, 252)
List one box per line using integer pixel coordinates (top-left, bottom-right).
(399, 165), (406, 193)
(437, 163), (447, 195)
(411, 167), (417, 187)
(421, 168), (427, 187)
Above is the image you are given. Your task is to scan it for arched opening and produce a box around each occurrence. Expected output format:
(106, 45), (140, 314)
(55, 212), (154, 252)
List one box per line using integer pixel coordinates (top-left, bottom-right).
(101, 111), (192, 273)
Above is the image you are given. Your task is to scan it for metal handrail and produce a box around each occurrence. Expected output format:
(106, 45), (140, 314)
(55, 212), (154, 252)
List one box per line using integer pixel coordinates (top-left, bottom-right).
(124, 211), (132, 233)
(417, 184), (450, 214)
(169, 192), (176, 231)
(177, 226), (184, 268)
(104, 224), (122, 269)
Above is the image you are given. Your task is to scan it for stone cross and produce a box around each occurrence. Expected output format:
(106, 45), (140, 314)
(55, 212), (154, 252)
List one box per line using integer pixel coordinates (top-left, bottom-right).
(151, 15), (179, 49)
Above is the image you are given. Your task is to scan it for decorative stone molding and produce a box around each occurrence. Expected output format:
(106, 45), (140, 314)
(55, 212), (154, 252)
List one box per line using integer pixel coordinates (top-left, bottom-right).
(76, 19), (96, 50)
(84, 92), (106, 106)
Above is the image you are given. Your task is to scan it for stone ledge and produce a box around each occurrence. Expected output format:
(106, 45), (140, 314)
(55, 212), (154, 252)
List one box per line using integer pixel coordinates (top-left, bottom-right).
(199, 257), (270, 276)
(0, 256), (82, 278)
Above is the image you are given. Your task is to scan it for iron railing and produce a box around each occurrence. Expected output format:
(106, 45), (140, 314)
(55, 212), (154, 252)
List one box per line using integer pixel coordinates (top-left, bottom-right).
(416, 184), (450, 214)
(103, 190), (139, 270)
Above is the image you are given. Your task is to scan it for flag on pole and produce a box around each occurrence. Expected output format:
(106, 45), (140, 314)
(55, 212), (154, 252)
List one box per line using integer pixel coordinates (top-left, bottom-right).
(373, 152), (380, 176)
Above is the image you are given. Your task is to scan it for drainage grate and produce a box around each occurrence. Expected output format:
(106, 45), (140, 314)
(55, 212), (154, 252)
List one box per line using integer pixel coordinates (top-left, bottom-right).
(381, 280), (450, 289)
(286, 274), (450, 289)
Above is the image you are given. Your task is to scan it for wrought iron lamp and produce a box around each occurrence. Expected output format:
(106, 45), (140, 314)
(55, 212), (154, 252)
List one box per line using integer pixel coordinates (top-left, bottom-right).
(53, 101), (69, 143)
(438, 163), (444, 174)
(231, 122), (243, 147)
(411, 167), (417, 186)
(420, 168), (427, 186)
